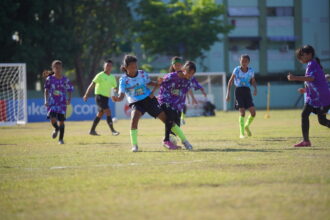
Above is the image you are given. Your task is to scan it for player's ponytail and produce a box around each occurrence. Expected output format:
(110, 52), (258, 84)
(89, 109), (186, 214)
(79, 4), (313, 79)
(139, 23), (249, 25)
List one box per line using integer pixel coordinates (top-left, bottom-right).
(121, 55), (138, 73)
(42, 70), (54, 78)
(315, 57), (323, 69)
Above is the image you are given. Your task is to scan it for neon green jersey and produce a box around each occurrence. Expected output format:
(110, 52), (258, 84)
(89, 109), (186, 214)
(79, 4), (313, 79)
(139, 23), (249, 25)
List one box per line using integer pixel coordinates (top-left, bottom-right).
(92, 72), (117, 97)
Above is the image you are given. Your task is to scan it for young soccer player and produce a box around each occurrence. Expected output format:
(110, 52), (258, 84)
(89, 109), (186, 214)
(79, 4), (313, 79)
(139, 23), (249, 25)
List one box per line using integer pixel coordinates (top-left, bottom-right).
(168, 56), (207, 125)
(226, 54), (257, 138)
(83, 59), (119, 136)
(112, 55), (190, 152)
(158, 61), (204, 150)
(287, 45), (330, 147)
(43, 60), (74, 144)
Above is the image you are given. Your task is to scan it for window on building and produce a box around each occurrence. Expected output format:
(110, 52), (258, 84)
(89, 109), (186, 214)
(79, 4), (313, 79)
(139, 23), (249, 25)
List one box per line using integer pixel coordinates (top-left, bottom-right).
(228, 7), (260, 17)
(267, 7), (294, 16)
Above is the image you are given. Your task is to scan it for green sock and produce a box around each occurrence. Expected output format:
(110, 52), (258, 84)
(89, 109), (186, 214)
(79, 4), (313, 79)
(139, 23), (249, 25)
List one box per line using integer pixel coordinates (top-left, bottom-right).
(171, 125), (187, 142)
(239, 116), (245, 136)
(245, 115), (255, 128)
(130, 129), (138, 146)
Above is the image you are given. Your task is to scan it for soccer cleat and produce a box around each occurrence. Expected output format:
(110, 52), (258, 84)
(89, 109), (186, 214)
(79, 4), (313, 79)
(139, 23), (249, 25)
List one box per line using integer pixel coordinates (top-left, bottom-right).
(239, 134), (245, 139)
(89, 130), (100, 136)
(58, 139), (64, 145)
(182, 140), (193, 150)
(294, 140), (311, 147)
(131, 145), (139, 152)
(180, 118), (186, 125)
(112, 130), (120, 136)
(244, 126), (252, 136)
(52, 130), (59, 139)
(163, 141), (179, 150)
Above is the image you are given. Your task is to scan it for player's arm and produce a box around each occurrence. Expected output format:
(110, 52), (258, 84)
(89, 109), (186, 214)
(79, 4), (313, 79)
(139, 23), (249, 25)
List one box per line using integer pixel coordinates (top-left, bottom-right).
(287, 73), (314, 82)
(226, 74), (235, 102)
(44, 89), (49, 106)
(67, 91), (72, 105)
(112, 92), (125, 102)
(83, 82), (95, 102)
(251, 77), (257, 96)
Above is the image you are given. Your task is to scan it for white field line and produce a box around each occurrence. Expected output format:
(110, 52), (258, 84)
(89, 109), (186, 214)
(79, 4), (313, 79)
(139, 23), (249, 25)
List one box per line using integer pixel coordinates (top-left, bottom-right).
(20, 160), (204, 171)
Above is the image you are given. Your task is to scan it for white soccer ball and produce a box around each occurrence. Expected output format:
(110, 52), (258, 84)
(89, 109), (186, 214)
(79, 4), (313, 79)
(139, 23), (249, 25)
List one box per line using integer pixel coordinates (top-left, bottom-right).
(112, 117), (118, 123)
(169, 134), (177, 146)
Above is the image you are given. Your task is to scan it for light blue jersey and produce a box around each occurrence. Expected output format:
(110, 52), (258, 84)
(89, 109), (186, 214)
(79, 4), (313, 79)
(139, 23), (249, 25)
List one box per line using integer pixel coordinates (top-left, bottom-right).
(118, 70), (151, 104)
(233, 66), (255, 87)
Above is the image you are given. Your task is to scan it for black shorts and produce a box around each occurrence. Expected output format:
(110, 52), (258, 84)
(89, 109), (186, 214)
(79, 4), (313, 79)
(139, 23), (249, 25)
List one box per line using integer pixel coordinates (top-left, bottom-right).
(95, 95), (109, 111)
(47, 112), (66, 121)
(161, 103), (181, 126)
(304, 103), (330, 115)
(129, 96), (162, 118)
(235, 87), (254, 109)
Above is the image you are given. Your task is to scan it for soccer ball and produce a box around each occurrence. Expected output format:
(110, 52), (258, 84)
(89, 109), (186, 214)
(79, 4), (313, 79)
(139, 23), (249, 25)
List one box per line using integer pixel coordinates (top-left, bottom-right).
(112, 117), (118, 123)
(169, 134), (178, 146)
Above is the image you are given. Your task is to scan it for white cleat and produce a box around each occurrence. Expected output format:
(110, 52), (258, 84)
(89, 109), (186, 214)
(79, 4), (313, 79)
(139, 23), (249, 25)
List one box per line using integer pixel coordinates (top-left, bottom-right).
(239, 135), (245, 139)
(131, 145), (138, 152)
(182, 140), (193, 150)
(58, 139), (64, 144)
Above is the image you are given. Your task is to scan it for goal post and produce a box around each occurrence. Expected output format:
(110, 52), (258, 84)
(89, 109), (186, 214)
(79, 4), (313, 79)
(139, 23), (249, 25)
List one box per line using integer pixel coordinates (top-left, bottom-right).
(0, 63), (27, 126)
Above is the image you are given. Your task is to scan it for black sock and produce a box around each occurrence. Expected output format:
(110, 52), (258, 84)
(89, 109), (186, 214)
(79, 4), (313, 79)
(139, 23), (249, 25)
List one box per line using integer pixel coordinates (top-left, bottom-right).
(91, 117), (101, 132)
(164, 120), (172, 142)
(106, 116), (115, 132)
(59, 124), (65, 140)
(52, 122), (59, 131)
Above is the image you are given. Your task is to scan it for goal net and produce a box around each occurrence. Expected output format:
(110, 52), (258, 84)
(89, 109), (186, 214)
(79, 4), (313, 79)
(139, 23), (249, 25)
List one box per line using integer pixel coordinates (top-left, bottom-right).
(112, 72), (227, 118)
(0, 63), (27, 126)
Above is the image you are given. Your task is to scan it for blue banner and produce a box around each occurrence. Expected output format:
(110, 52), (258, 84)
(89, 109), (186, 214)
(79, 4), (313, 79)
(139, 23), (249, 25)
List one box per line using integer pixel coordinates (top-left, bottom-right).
(27, 98), (116, 122)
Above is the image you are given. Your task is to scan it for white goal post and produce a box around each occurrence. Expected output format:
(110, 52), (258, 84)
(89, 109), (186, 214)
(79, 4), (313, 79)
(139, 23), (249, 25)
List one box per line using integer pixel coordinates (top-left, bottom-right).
(0, 63), (27, 126)
(112, 72), (227, 114)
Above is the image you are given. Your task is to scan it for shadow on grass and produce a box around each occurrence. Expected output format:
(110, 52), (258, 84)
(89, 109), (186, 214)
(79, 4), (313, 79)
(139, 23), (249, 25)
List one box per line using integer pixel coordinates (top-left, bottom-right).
(195, 148), (282, 153)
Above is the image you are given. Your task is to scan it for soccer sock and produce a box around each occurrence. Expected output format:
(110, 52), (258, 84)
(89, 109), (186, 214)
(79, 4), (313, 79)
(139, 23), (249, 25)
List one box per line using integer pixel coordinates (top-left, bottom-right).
(106, 116), (115, 132)
(171, 124), (187, 142)
(90, 116), (101, 132)
(181, 112), (185, 120)
(239, 116), (245, 136)
(52, 122), (59, 131)
(130, 129), (138, 146)
(164, 120), (172, 142)
(244, 115), (255, 128)
(59, 124), (65, 140)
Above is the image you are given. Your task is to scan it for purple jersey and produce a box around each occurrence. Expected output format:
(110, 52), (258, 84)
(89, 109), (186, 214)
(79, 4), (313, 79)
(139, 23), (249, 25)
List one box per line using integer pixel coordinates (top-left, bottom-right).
(158, 72), (203, 111)
(305, 60), (330, 107)
(44, 75), (74, 115)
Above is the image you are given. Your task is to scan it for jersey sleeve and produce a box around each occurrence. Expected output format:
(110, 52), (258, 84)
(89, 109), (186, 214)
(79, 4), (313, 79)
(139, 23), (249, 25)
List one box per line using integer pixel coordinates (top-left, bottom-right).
(118, 77), (126, 94)
(250, 68), (255, 78)
(161, 73), (174, 84)
(92, 73), (101, 84)
(232, 67), (239, 77)
(191, 77), (203, 91)
(144, 72), (151, 84)
(111, 75), (118, 88)
(44, 77), (51, 90)
(306, 62), (316, 78)
(66, 78), (74, 92)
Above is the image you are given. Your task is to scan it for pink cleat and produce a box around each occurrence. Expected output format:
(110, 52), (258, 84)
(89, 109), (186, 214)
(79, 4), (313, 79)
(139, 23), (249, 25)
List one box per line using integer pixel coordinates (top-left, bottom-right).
(163, 141), (179, 150)
(294, 140), (311, 147)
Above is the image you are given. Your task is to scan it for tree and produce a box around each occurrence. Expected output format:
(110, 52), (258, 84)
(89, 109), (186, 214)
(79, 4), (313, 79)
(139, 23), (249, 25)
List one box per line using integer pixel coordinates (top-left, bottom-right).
(0, 0), (133, 94)
(135, 0), (233, 60)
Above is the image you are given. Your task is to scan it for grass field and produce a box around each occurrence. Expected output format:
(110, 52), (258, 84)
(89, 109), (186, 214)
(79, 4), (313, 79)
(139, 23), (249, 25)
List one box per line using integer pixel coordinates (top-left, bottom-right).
(0, 109), (330, 220)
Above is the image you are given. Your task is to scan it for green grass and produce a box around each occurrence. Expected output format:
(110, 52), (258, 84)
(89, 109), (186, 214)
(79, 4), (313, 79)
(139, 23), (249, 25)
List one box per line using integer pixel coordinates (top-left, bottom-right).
(0, 109), (330, 220)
